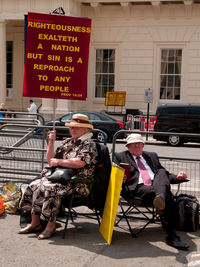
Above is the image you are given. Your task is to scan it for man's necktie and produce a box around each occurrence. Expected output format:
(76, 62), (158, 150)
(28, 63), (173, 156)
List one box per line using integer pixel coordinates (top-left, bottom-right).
(136, 156), (152, 186)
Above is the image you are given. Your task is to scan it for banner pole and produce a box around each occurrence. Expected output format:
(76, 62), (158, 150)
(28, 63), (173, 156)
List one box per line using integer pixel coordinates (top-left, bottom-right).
(50, 8), (64, 157)
(52, 98), (56, 156)
(53, 98), (56, 132)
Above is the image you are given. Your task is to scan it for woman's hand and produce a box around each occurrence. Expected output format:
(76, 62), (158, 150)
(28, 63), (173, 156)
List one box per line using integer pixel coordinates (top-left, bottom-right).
(49, 158), (59, 167)
(48, 130), (56, 142)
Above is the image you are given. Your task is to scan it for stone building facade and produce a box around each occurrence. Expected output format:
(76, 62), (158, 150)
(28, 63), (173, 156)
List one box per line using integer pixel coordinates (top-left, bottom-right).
(1, 0), (200, 119)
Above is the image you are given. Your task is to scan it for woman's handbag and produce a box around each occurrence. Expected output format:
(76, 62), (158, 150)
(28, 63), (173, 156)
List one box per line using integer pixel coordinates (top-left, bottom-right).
(48, 167), (76, 185)
(47, 141), (81, 185)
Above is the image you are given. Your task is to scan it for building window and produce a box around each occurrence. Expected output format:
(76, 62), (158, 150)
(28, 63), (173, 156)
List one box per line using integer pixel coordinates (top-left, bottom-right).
(95, 49), (115, 98)
(160, 49), (182, 100)
(6, 41), (13, 98)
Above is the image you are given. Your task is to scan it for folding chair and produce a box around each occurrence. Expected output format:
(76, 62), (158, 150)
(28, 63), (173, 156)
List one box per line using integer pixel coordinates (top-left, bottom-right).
(115, 181), (188, 237)
(115, 196), (160, 237)
(58, 176), (101, 238)
(57, 142), (111, 238)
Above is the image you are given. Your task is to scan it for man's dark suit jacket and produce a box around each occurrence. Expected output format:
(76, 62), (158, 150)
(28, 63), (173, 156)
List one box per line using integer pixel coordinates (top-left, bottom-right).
(114, 150), (179, 194)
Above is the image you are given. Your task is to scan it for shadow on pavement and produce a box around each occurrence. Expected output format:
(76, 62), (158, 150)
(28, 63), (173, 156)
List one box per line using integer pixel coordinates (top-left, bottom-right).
(49, 220), (199, 266)
(1, 213), (200, 266)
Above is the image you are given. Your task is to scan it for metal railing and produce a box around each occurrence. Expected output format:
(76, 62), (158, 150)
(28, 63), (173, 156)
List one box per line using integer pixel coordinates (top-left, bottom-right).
(0, 112), (108, 184)
(0, 114), (48, 183)
(160, 157), (200, 197)
(126, 114), (156, 131)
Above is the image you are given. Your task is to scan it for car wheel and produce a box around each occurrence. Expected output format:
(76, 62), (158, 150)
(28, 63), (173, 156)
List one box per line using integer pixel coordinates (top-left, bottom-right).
(167, 135), (182, 146)
(96, 132), (106, 143)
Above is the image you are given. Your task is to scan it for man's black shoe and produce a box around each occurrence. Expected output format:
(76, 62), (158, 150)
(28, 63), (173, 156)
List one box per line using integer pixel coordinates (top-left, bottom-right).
(166, 236), (189, 250)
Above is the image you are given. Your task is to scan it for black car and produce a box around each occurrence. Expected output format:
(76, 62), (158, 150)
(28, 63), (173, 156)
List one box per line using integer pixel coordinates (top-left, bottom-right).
(45, 111), (125, 142)
(153, 104), (200, 146)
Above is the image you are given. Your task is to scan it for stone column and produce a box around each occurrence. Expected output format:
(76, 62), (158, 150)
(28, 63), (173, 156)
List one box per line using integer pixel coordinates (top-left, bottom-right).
(0, 21), (6, 104)
(40, 98), (54, 120)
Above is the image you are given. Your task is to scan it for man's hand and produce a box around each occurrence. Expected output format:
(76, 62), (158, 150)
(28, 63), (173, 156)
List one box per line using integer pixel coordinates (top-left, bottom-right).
(177, 171), (187, 181)
(123, 174), (127, 183)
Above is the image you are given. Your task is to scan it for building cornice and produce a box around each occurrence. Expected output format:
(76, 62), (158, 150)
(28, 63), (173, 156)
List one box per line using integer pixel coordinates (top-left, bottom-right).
(0, 0), (80, 20)
(80, 0), (197, 19)
(80, 0), (198, 6)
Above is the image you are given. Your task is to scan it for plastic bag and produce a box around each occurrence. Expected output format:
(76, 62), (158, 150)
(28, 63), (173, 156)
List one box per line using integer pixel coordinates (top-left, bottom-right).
(0, 196), (4, 216)
(0, 183), (21, 214)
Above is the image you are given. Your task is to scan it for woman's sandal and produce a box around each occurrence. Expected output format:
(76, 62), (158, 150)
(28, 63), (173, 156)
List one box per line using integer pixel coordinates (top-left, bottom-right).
(18, 224), (42, 234)
(38, 229), (56, 240)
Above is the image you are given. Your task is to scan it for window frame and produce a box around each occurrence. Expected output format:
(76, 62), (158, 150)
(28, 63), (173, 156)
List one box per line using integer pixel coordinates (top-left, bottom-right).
(6, 40), (13, 99)
(94, 47), (116, 100)
(159, 48), (183, 101)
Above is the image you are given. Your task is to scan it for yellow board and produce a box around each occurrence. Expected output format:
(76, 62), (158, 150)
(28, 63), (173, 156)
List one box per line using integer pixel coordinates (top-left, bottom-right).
(105, 91), (126, 106)
(99, 163), (124, 245)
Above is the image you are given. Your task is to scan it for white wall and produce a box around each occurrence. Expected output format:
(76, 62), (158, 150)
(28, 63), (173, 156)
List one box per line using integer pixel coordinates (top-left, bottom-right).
(1, 0), (200, 116)
(82, 3), (200, 114)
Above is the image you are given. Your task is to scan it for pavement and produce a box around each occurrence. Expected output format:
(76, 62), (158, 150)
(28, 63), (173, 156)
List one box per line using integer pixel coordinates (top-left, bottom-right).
(1, 207), (200, 267)
(1, 135), (200, 267)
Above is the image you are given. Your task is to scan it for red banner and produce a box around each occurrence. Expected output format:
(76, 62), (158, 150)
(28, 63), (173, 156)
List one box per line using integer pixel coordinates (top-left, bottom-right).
(23, 12), (91, 100)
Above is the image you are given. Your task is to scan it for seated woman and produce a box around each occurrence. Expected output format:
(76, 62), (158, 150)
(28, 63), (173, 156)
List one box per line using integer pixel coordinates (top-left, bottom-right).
(18, 113), (97, 240)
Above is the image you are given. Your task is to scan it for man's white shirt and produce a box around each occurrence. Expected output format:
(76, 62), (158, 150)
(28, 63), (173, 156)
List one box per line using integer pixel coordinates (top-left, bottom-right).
(28, 102), (37, 114)
(132, 155), (154, 184)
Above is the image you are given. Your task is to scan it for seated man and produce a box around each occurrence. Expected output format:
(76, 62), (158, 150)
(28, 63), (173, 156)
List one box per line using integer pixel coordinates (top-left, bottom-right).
(113, 133), (189, 250)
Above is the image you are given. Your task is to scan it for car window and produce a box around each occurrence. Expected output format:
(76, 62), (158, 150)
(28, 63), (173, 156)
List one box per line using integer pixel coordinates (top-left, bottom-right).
(187, 107), (200, 115)
(89, 114), (102, 121)
(160, 107), (186, 115)
(61, 114), (73, 122)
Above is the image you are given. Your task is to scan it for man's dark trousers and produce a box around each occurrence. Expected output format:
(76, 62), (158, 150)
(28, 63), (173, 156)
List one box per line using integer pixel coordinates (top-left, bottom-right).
(127, 168), (177, 238)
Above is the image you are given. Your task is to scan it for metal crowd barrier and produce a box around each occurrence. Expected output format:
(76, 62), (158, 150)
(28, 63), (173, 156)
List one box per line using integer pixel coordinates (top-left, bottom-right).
(160, 157), (200, 197)
(0, 113), (48, 183)
(126, 114), (156, 131)
(112, 130), (200, 198)
(0, 112), (107, 184)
